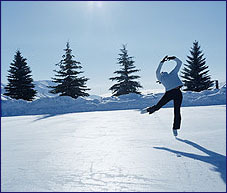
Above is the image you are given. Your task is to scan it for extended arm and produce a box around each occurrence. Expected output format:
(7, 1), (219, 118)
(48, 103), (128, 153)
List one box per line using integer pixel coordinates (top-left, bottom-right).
(170, 57), (182, 74)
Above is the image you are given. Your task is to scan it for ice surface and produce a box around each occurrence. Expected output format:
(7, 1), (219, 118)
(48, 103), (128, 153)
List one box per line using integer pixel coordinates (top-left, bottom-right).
(1, 105), (226, 192)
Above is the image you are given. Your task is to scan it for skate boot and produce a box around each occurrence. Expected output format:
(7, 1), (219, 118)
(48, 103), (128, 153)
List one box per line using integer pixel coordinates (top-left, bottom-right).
(173, 129), (178, 137)
(147, 106), (156, 114)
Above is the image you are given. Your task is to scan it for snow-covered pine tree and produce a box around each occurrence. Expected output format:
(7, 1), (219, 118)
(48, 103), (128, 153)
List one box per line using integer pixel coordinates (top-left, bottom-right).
(4, 50), (37, 101)
(181, 41), (213, 92)
(109, 45), (142, 96)
(49, 42), (90, 99)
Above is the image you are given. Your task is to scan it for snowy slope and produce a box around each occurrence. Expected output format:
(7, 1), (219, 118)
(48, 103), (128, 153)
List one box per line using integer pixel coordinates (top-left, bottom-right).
(1, 83), (5, 94)
(33, 80), (57, 98)
(1, 105), (226, 192)
(1, 80), (102, 99)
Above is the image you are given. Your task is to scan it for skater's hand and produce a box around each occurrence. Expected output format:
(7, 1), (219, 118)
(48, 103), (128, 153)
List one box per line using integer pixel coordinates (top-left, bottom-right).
(161, 55), (168, 63)
(167, 56), (176, 61)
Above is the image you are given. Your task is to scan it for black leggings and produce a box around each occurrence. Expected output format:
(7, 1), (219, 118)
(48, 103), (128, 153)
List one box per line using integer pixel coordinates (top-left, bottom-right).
(154, 88), (183, 129)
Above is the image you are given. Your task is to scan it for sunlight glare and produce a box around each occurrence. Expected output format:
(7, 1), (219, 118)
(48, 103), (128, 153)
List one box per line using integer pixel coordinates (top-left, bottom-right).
(88, 1), (103, 9)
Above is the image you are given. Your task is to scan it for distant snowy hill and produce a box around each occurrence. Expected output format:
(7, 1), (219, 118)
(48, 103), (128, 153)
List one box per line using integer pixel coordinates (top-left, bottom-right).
(33, 80), (57, 98)
(1, 83), (5, 94)
(219, 81), (226, 88)
(1, 80), (102, 100)
(2, 80), (226, 98)
(1, 80), (57, 98)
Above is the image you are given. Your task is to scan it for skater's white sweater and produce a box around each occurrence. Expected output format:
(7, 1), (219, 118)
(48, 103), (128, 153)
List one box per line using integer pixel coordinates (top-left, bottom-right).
(156, 57), (183, 91)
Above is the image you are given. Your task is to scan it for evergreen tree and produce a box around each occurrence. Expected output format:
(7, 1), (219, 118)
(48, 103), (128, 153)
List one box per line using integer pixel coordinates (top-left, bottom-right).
(4, 50), (37, 101)
(50, 42), (90, 99)
(181, 41), (213, 92)
(109, 45), (142, 96)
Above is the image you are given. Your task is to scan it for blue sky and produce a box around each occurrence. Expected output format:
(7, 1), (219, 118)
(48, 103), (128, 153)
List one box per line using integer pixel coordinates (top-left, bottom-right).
(1, 1), (226, 95)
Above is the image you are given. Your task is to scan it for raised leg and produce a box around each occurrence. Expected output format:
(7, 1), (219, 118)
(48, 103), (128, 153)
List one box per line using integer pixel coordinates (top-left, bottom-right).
(154, 91), (173, 111)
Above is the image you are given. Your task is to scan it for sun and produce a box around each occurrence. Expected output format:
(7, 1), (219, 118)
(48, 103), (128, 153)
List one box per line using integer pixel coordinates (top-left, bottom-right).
(88, 1), (103, 8)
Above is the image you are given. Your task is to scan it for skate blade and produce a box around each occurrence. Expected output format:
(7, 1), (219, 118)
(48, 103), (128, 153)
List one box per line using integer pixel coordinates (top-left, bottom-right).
(140, 108), (148, 114)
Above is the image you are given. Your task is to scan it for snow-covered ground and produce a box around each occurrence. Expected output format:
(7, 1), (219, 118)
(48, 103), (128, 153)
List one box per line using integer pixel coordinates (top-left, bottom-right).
(1, 105), (226, 192)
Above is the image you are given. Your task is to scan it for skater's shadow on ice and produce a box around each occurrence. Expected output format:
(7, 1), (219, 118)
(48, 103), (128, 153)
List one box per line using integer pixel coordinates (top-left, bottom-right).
(153, 138), (226, 184)
(33, 113), (69, 121)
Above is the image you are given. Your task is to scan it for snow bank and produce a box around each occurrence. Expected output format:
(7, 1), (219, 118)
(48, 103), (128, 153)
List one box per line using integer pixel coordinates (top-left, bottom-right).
(1, 85), (226, 117)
